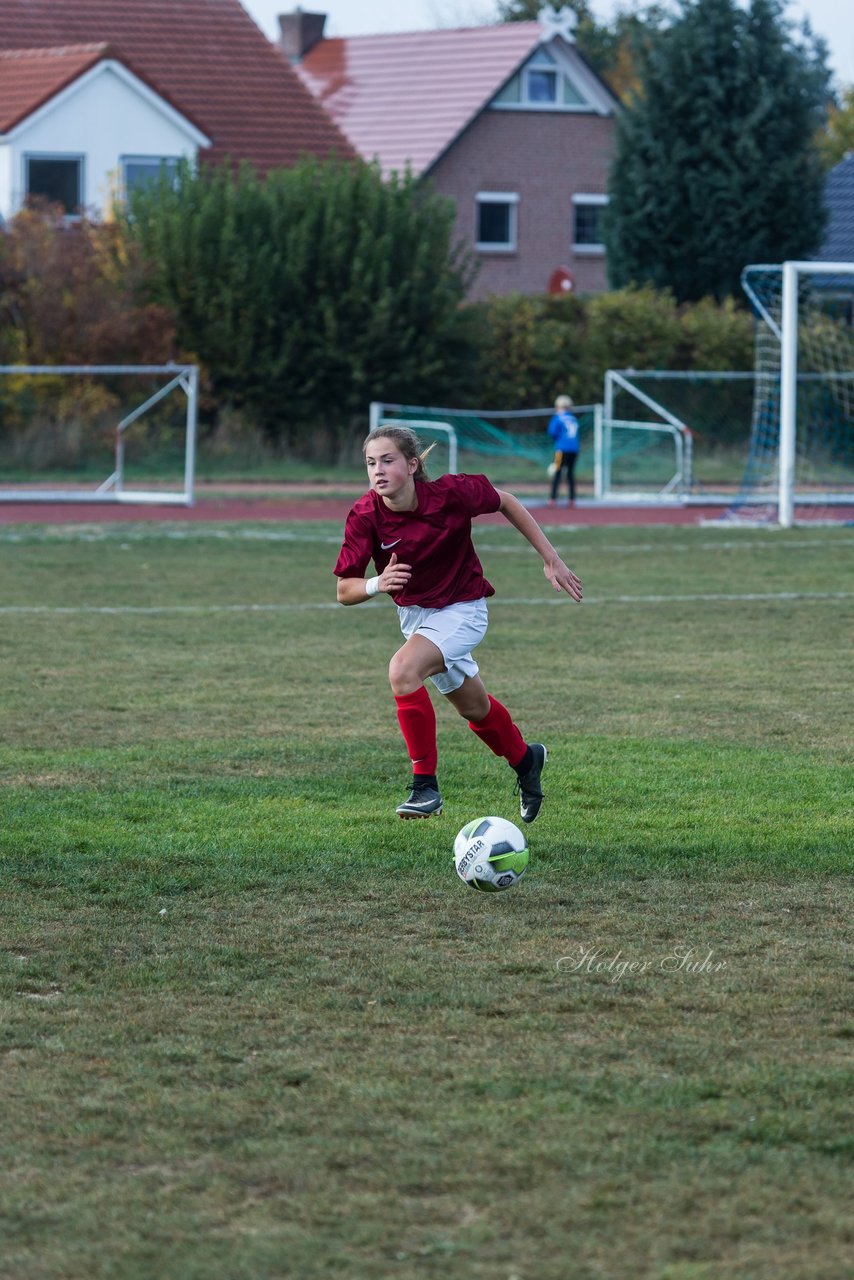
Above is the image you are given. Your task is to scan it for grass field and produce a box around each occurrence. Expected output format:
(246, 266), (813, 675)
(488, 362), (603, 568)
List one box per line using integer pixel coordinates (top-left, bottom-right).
(1, 518), (852, 1280)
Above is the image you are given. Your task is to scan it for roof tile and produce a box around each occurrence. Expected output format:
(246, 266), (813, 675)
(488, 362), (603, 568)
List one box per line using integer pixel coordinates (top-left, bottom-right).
(0, 0), (354, 170)
(818, 154), (854, 263)
(0, 44), (110, 132)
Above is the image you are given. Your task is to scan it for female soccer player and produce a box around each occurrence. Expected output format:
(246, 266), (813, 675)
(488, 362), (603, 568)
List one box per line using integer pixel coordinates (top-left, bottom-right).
(333, 426), (583, 819)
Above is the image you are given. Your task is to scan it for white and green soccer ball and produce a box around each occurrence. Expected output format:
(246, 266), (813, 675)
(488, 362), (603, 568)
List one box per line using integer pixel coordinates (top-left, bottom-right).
(453, 816), (530, 892)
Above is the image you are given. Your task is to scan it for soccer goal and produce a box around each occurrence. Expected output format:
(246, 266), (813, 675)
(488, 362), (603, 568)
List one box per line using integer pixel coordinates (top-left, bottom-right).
(369, 399), (600, 494)
(597, 369), (769, 503)
(0, 364), (199, 505)
(733, 262), (854, 526)
(598, 370), (696, 501)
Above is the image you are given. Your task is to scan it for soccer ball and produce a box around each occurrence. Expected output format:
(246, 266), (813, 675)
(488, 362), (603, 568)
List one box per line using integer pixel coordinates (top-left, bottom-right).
(453, 816), (530, 892)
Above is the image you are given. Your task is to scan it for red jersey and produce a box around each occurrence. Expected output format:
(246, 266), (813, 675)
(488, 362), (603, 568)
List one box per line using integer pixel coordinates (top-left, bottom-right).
(333, 473), (501, 608)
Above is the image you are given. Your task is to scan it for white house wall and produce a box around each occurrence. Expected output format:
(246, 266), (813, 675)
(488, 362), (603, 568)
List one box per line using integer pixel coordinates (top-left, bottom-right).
(0, 144), (12, 224)
(1, 62), (204, 221)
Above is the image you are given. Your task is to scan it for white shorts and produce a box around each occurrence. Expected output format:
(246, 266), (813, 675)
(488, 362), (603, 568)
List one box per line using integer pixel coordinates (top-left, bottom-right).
(396, 598), (489, 695)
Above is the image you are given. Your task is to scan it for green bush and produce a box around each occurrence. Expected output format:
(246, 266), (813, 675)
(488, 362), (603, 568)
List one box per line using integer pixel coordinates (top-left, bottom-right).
(464, 286), (755, 410)
(457, 293), (587, 408)
(123, 159), (475, 447)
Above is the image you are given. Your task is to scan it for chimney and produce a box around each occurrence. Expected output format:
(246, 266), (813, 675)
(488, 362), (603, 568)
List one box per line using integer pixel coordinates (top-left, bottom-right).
(278, 9), (327, 63)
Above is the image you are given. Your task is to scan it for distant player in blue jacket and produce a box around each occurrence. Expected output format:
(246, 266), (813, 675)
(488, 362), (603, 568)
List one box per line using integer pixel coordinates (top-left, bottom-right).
(547, 394), (580, 505)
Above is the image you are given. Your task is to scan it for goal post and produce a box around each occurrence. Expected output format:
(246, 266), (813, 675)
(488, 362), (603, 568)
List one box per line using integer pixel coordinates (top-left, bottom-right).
(0, 364), (199, 505)
(779, 261), (799, 528)
(738, 261), (854, 526)
(598, 370), (694, 501)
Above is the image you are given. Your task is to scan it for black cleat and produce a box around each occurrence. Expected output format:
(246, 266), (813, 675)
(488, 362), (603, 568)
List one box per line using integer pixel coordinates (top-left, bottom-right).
(514, 743), (548, 823)
(396, 783), (443, 819)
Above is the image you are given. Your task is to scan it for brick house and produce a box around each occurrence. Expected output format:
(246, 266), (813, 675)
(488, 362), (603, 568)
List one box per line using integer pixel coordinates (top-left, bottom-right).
(0, 0), (353, 220)
(284, 8), (620, 299)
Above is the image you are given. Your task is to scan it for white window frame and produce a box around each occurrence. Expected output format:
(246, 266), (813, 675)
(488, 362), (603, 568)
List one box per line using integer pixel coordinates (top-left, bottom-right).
(524, 64), (558, 105)
(572, 193), (608, 255)
(475, 192), (519, 253)
(121, 155), (182, 200)
(23, 152), (85, 217)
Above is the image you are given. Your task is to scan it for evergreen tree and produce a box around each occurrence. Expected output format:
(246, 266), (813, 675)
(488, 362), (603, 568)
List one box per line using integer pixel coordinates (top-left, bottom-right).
(606, 0), (831, 301)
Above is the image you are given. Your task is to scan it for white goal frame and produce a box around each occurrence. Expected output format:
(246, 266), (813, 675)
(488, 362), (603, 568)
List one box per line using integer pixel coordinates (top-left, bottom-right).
(0, 363), (199, 505)
(741, 261), (854, 527)
(597, 370), (693, 501)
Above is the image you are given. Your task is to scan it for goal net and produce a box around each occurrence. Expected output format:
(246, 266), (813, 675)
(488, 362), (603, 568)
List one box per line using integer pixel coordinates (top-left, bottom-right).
(373, 389), (746, 504)
(731, 262), (854, 525)
(369, 400), (598, 496)
(0, 364), (198, 505)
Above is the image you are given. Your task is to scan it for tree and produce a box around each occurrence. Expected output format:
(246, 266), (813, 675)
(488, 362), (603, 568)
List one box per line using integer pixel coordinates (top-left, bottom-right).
(0, 203), (174, 366)
(605, 0), (831, 302)
(497, 0), (668, 100)
(0, 205), (177, 471)
(122, 159), (474, 444)
(819, 85), (854, 170)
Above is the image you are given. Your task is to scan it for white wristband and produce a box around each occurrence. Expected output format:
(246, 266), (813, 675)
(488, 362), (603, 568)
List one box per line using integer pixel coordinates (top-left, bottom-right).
(365, 576), (380, 597)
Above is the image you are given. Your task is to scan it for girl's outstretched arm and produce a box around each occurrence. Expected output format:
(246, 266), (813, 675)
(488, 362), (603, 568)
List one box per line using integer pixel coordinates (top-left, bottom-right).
(496, 490), (583, 601)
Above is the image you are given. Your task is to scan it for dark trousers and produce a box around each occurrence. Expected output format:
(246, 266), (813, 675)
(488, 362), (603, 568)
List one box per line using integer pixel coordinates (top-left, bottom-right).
(551, 451), (578, 502)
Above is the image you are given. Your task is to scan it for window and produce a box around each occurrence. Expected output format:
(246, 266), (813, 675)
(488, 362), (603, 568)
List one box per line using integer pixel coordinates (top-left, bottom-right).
(525, 47), (557, 104)
(476, 192), (518, 252)
(122, 156), (180, 198)
(526, 67), (557, 104)
(572, 194), (608, 253)
(25, 156), (83, 213)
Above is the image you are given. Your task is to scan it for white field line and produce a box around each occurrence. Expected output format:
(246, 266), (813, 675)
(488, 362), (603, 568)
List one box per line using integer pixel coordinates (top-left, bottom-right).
(0, 527), (344, 546)
(1, 591), (852, 617)
(479, 539), (851, 555)
(0, 525), (849, 556)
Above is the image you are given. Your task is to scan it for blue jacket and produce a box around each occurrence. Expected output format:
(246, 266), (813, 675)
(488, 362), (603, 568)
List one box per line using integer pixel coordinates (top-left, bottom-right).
(548, 411), (580, 454)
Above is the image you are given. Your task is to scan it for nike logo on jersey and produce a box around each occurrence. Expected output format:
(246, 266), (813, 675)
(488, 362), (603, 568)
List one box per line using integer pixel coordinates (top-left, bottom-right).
(380, 539), (401, 549)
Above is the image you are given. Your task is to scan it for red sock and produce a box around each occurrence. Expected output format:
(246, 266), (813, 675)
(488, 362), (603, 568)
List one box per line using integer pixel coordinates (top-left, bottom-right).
(394, 686), (438, 775)
(468, 695), (527, 769)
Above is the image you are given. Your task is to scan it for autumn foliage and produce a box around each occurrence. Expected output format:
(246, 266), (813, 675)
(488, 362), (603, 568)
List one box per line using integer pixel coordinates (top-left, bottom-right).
(0, 202), (175, 366)
(0, 204), (177, 470)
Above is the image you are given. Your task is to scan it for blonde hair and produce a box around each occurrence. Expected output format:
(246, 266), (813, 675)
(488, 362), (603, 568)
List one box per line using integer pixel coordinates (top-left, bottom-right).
(363, 425), (436, 481)
(555, 394), (573, 410)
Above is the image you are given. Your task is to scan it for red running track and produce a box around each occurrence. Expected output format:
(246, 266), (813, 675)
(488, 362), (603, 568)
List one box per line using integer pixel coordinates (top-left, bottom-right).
(0, 497), (732, 526)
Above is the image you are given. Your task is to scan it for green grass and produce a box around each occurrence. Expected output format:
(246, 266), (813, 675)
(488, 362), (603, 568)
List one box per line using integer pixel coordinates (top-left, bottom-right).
(1, 521), (852, 1279)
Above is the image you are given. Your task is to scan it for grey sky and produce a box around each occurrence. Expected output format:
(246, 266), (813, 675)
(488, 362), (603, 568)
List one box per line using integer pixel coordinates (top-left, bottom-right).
(242, 0), (854, 88)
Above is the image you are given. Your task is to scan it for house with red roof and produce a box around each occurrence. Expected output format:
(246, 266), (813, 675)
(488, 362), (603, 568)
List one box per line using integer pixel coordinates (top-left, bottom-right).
(284, 7), (620, 299)
(0, 0), (353, 221)
(0, 44), (211, 221)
